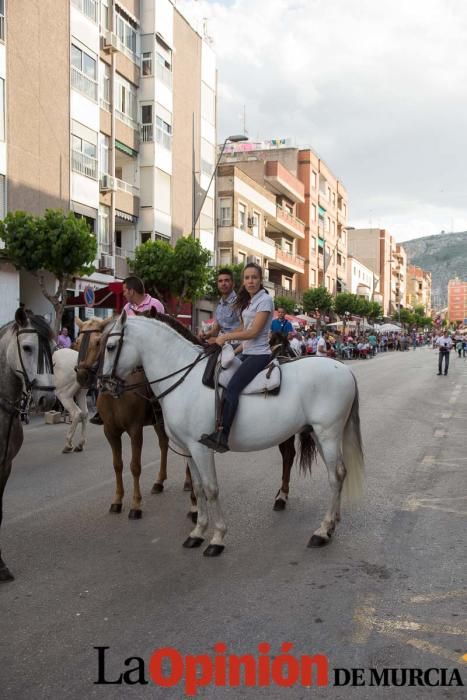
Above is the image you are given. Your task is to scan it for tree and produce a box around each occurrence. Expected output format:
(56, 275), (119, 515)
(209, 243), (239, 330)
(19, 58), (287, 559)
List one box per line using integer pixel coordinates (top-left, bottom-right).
(130, 236), (212, 313)
(302, 287), (333, 329)
(0, 209), (97, 334)
(393, 308), (414, 327)
(273, 296), (296, 314)
(366, 301), (383, 323)
(334, 292), (358, 316)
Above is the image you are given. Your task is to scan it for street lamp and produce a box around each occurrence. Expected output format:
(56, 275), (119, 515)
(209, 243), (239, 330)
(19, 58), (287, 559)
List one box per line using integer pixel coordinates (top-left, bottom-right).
(192, 133), (248, 239)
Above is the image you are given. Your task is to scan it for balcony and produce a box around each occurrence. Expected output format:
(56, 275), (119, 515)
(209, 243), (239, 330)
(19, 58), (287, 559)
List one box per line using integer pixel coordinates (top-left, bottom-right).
(72, 150), (98, 179)
(115, 179), (140, 218)
(71, 66), (98, 102)
(268, 205), (305, 239)
(218, 226), (277, 259)
(264, 161), (305, 203)
(115, 248), (132, 279)
(71, 0), (98, 23)
(141, 124), (153, 143)
(270, 246), (305, 274)
(274, 284), (303, 303)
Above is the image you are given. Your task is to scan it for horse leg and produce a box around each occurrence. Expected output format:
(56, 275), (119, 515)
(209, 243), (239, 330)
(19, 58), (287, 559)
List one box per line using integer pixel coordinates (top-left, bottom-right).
(184, 465), (198, 523)
(274, 436), (296, 511)
(151, 422), (168, 494)
(104, 428), (124, 514)
(186, 444), (227, 557)
(0, 461), (14, 582)
(183, 463), (192, 492)
(308, 431), (346, 548)
(73, 389), (88, 452)
(60, 395), (81, 453)
(182, 457), (209, 548)
(128, 429), (143, 519)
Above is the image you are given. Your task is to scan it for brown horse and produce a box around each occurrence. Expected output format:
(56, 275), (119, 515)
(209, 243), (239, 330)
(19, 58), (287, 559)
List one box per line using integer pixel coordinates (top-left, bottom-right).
(75, 317), (303, 517)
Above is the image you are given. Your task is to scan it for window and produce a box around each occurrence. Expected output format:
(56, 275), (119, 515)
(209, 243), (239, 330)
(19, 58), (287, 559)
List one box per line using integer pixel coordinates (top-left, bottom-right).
(142, 52), (152, 76)
(337, 253), (342, 266)
(201, 83), (216, 125)
(99, 133), (109, 174)
(0, 78), (4, 141)
(343, 203), (347, 217)
(238, 203), (247, 230)
(155, 231), (170, 242)
(311, 171), (317, 189)
(115, 7), (138, 56)
(332, 192), (336, 207)
(326, 217), (330, 233)
(219, 198), (232, 226)
(98, 205), (111, 252)
(252, 211), (260, 238)
(71, 43), (97, 101)
(326, 276), (331, 290)
(100, 0), (109, 30)
(140, 232), (152, 244)
(310, 237), (316, 251)
(0, 174), (5, 220)
(100, 62), (111, 110)
(310, 269), (316, 285)
(328, 187), (331, 202)
(311, 204), (317, 222)
(141, 105), (153, 142)
(201, 139), (215, 177)
(156, 116), (172, 150)
(116, 76), (137, 126)
(331, 221), (335, 237)
(155, 169), (171, 215)
(284, 277), (292, 291)
(71, 0), (98, 23)
(237, 251), (246, 265)
(284, 239), (293, 253)
(219, 248), (231, 266)
(72, 133), (97, 179)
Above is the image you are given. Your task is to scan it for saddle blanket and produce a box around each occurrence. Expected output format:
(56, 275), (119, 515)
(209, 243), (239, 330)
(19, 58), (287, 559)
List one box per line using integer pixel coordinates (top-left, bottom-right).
(217, 344), (281, 395)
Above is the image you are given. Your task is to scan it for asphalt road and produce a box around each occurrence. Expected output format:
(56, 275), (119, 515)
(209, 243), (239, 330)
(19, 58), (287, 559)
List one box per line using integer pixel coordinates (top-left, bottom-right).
(0, 347), (466, 699)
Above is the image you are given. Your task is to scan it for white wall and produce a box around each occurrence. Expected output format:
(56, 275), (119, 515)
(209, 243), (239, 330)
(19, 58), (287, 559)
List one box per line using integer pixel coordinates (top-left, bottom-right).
(0, 263), (20, 326)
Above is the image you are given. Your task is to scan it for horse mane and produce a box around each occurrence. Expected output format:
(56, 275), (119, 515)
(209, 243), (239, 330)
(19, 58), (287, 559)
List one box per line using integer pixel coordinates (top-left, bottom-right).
(135, 309), (204, 347)
(0, 314), (53, 341)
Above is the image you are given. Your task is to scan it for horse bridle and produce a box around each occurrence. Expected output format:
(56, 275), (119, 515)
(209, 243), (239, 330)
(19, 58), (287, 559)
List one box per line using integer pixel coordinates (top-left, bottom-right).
(99, 326), (213, 400)
(75, 328), (103, 387)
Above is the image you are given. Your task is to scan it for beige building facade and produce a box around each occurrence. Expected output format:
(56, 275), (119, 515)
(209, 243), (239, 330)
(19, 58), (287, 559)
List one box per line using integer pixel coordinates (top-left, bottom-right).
(406, 265), (432, 315)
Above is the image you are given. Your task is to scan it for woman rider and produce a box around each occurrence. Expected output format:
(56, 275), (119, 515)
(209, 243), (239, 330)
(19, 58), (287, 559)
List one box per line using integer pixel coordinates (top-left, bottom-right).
(199, 263), (274, 453)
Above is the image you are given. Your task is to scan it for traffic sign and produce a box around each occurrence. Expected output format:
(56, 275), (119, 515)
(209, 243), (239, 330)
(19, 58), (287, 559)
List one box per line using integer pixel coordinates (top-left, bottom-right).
(84, 285), (95, 308)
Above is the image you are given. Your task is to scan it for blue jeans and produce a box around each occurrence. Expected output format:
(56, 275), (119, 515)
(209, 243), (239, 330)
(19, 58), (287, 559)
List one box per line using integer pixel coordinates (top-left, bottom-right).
(221, 354), (272, 436)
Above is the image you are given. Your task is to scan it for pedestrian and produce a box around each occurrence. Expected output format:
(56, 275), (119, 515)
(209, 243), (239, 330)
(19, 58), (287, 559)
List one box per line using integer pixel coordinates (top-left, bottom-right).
(316, 331), (328, 357)
(306, 331), (318, 355)
(57, 327), (72, 349)
(288, 331), (302, 356)
(435, 330), (453, 376)
(199, 268), (240, 341)
(456, 338), (463, 358)
(271, 307), (294, 337)
(199, 263), (274, 453)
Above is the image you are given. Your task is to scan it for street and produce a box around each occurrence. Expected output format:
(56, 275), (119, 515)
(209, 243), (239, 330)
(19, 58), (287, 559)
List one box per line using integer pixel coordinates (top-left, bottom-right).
(0, 347), (466, 698)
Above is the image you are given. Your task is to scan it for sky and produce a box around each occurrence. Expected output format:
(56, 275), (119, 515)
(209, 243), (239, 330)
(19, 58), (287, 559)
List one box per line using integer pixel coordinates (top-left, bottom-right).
(177, 0), (467, 242)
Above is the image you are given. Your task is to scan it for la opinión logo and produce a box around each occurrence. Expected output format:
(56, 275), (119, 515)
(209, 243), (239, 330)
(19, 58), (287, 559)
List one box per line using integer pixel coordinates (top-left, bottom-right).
(94, 645), (464, 695)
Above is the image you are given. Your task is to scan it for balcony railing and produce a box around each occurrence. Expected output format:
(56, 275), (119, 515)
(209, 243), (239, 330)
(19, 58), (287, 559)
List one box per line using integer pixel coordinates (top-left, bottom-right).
(141, 124), (153, 142)
(71, 0), (98, 23)
(275, 245), (305, 269)
(115, 109), (138, 130)
(276, 205), (305, 235)
(72, 150), (98, 179)
(71, 66), (98, 102)
(100, 97), (111, 112)
(115, 179), (139, 196)
(274, 284), (303, 302)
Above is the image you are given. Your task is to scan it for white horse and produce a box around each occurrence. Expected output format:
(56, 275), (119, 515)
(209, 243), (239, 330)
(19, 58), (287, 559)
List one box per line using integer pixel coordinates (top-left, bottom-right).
(101, 312), (364, 556)
(53, 349), (89, 453)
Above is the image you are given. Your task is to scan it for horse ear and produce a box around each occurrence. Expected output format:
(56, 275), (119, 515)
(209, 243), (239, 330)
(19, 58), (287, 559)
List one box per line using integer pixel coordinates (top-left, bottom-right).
(15, 307), (28, 328)
(120, 309), (127, 326)
(75, 317), (84, 329)
(99, 316), (116, 329)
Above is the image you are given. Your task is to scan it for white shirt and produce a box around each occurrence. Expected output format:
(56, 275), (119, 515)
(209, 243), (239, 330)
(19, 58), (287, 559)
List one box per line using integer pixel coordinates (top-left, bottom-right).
(241, 288), (274, 355)
(316, 336), (327, 357)
(290, 337), (302, 356)
(436, 336), (453, 350)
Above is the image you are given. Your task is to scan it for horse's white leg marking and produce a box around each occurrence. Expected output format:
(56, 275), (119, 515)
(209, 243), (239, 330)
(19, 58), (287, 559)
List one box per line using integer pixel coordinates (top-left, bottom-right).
(75, 388), (88, 450)
(188, 444), (227, 547)
(59, 394), (81, 452)
(312, 428), (346, 541)
(186, 457), (209, 539)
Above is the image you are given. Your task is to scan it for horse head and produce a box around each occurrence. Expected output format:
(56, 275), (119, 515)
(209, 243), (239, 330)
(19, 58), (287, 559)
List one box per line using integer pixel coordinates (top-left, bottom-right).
(12, 308), (56, 410)
(75, 316), (115, 388)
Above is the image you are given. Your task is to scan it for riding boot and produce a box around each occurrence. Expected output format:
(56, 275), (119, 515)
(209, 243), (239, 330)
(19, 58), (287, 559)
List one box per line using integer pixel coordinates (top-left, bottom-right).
(90, 411), (104, 425)
(198, 430), (230, 453)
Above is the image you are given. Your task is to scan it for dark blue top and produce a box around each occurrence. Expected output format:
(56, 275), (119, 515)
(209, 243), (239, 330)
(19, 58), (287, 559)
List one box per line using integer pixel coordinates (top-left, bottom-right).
(270, 318), (293, 336)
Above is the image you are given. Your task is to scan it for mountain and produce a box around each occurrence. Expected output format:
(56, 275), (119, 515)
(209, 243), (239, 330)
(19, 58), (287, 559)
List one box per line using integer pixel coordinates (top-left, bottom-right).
(402, 231), (467, 309)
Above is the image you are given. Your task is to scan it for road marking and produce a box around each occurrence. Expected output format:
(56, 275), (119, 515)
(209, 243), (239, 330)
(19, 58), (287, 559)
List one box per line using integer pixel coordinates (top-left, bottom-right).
(421, 455), (435, 466)
(352, 593), (377, 644)
(404, 495), (467, 516)
(408, 590), (467, 604)
(449, 396), (458, 404)
(433, 429), (446, 437)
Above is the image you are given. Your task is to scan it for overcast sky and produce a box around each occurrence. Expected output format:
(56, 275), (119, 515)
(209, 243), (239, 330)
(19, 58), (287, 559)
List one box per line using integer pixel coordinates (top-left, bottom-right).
(177, 0), (467, 242)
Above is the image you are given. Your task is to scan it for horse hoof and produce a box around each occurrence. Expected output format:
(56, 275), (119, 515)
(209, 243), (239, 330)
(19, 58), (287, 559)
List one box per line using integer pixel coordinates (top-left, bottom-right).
(128, 509), (142, 520)
(109, 503), (123, 514)
(187, 511), (198, 523)
(273, 498), (286, 511)
(151, 483), (164, 494)
(183, 480), (192, 492)
(73, 445), (83, 452)
(62, 446), (73, 454)
(0, 566), (14, 582)
(203, 544), (224, 557)
(183, 536), (204, 549)
(307, 534), (329, 548)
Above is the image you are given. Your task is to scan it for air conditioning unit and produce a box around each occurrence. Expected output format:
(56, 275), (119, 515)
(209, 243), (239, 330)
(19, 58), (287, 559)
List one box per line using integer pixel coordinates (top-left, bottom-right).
(102, 31), (119, 53)
(247, 216), (254, 228)
(99, 254), (114, 271)
(246, 256), (261, 265)
(100, 174), (115, 192)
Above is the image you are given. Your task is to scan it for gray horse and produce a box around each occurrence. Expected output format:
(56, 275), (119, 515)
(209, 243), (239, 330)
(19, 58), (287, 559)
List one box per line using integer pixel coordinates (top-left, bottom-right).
(0, 308), (56, 582)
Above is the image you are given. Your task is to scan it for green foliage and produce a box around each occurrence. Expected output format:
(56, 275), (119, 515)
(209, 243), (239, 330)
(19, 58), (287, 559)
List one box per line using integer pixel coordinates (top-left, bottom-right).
(0, 209), (96, 276)
(334, 292), (358, 316)
(302, 286), (334, 314)
(205, 263), (244, 299)
(273, 296), (296, 314)
(334, 293), (382, 322)
(130, 236), (212, 305)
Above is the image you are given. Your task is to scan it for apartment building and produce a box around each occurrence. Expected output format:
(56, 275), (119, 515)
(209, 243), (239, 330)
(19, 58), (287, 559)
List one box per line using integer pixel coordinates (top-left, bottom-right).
(0, 0), (216, 324)
(448, 278), (467, 324)
(407, 264), (432, 315)
(220, 142), (349, 298)
(347, 228), (407, 317)
(346, 256), (381, 302)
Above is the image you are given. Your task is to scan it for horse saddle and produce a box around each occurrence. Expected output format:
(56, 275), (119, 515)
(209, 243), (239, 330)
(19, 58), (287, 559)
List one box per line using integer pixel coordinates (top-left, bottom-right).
(202, 344), (281, 395)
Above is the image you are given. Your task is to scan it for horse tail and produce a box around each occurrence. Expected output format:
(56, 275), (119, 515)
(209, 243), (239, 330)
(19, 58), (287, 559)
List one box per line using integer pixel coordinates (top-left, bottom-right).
(342, 376), (365, 503)
(298, 427), (317, 475)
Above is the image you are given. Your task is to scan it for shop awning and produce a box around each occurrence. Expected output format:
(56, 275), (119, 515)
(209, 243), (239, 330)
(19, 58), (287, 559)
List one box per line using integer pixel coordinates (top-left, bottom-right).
(65, 282), (125, 312)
